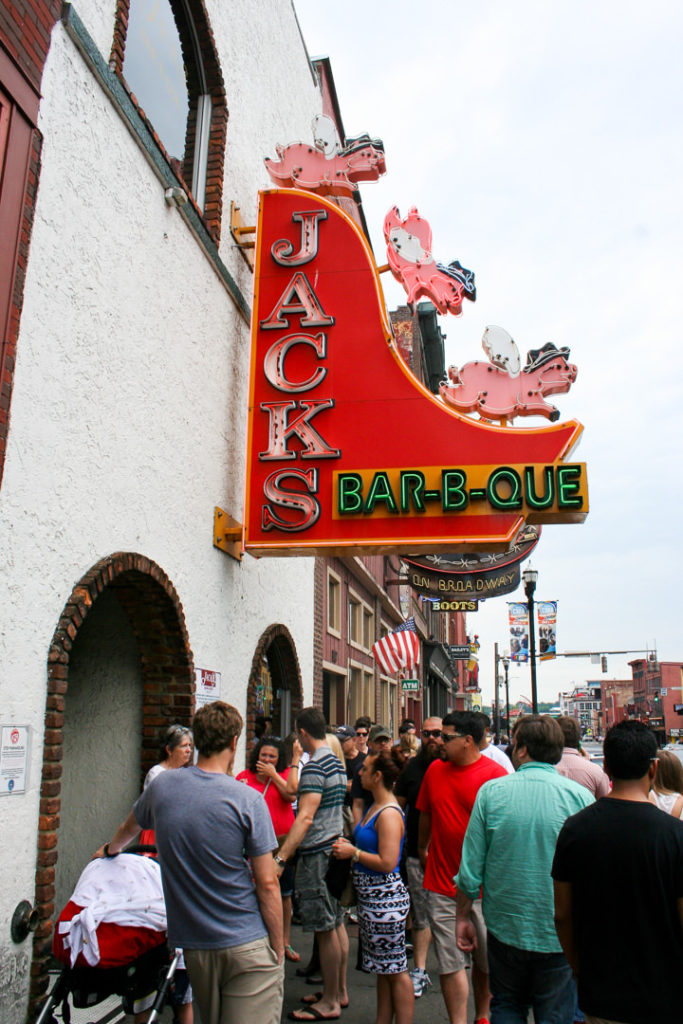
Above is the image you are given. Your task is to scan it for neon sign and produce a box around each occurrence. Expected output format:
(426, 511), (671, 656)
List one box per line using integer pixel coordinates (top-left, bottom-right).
(244, 190), (588, 556)
(265, 115), (386, 197)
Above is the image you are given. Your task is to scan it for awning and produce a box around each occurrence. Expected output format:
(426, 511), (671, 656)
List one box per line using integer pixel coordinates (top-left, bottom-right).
(423, 641), (457, 690)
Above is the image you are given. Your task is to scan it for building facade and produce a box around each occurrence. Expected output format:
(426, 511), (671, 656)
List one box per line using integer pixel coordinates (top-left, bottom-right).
(601, 678), (634, 731)
(319, 555), (417, 732)
(630, 658), (683, 745)
(0, 2), (346, 1019)
(559, 682), (603, 737)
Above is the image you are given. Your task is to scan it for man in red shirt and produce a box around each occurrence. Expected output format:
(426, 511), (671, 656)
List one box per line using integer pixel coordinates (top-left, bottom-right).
(417, 711), (507, 1024)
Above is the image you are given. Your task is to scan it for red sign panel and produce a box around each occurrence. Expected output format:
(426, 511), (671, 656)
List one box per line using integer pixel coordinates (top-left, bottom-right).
(245, 190), (588, 556)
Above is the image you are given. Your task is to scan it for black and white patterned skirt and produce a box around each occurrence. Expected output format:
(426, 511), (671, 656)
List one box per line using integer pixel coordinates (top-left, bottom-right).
(353, 867), (410, 975)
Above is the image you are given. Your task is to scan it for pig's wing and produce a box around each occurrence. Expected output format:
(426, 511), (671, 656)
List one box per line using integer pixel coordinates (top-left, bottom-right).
(482, 326), (521, 377)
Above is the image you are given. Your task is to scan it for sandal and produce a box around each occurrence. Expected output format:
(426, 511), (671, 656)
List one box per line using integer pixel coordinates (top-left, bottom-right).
(302, 993), (349, 1009)
(285, 944), (301, 962)
(289, 1010), (340, 1022)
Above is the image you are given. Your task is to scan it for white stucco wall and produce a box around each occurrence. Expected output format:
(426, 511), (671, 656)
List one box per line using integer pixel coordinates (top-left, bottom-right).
(0, 3), (323, 1019)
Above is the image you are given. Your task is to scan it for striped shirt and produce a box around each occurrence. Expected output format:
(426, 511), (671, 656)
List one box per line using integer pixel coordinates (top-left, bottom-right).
(299, 745), (346, 854)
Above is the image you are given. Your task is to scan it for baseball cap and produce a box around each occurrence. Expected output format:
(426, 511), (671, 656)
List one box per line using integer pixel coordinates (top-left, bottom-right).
(336, 725), (357, 741)
(369, 724), (392, 742)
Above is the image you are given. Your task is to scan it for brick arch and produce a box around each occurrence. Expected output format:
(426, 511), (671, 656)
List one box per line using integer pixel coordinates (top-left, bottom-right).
(29, 552), (194, 1020)
(246, 624), (304, 748)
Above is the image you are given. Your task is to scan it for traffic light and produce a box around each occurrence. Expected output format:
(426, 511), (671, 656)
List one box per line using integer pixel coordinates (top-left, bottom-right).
(601, 655), (608, 673)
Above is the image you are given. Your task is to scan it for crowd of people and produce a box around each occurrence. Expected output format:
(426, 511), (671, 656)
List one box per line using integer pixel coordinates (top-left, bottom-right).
(93, 705), (683, 1024)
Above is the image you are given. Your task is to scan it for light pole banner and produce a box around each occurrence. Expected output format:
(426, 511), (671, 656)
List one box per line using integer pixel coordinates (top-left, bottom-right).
(466, 636), (480, 690)
(537, 601), (557, 661)
(508, 602), (529, 662)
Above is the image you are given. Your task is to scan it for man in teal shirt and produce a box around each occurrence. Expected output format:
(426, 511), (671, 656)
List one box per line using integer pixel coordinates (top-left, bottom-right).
(454, 715), (593, 1024)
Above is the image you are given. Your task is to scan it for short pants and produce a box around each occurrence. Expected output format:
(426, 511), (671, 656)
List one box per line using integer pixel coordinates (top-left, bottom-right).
(405, 857), (430, 930)
(425, 891), (488, 974)
(295, 850), (345, 933)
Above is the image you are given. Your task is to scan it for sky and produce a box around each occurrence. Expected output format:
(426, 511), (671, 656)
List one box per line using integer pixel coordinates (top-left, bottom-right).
(293, 0), (683, 708)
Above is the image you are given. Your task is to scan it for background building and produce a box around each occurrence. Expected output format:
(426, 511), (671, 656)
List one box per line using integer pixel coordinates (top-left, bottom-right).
(318, 555), (418, 731)
(391, 301), (447, 394)
(558, 662), (683, 745)
(630, 657), (683, 745)
(601, 678), (634, 731)
(559, 682), (603, 736)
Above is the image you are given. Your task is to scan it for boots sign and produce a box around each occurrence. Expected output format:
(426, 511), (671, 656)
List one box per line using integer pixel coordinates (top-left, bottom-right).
(244, 190), (588, 556)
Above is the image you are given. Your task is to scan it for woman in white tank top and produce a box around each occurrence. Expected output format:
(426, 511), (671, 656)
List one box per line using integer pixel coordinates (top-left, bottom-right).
(649, 749), (683, 818)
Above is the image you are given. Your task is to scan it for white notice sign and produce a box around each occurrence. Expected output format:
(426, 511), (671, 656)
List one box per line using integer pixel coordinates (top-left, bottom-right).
(0, 725), (30, 796)
(195, 669), (221, 708)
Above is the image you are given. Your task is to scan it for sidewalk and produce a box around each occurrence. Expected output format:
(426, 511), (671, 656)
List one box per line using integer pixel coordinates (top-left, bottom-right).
(283, 917), (473, 1023)
(71, 915), (473, 1023)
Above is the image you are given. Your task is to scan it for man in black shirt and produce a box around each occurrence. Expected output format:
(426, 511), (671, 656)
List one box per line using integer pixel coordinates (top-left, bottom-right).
(395, 716), (443, 998)
(553, 720), (683, 1024)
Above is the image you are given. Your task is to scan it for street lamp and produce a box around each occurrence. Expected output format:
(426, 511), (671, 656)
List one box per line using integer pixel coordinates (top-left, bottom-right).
(494, 642), (501, 743)
(522, 566), (539, 714)
(502, 652), (510, 739)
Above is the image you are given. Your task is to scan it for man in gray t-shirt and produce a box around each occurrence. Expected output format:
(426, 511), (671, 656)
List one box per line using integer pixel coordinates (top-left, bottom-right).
(96, 702), (284, 1024)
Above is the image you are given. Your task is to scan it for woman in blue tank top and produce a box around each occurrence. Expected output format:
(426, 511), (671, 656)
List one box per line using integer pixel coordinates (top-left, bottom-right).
(332, 751), (414, 1023)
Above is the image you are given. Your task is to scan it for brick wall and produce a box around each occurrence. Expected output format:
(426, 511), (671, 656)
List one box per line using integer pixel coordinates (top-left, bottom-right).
(320, 555), (407, 725)
(0, 2), (60, 92)
(313, 557), (324, 707)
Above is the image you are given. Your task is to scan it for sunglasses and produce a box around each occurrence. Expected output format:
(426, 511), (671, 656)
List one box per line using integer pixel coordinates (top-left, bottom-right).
(422, 729), (442, 738)
(356, 730), (368, 737)
(442, 732), (467, 743)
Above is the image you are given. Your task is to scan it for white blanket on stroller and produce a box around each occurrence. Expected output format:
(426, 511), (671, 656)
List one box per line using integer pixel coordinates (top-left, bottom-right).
(58, 855), (167, 967)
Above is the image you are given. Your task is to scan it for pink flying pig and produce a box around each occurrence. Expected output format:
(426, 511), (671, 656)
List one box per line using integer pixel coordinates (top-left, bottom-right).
(440, 326), (577, 423)
(264, 114), (386, 197)
(383, 206), (476, 316)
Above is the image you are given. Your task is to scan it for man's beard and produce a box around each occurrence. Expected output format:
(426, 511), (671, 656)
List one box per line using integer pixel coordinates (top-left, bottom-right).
(418, 741), (441, 762)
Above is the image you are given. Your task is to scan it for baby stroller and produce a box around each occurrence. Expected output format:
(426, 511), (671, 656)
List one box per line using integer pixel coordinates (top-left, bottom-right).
(36, 840), (179, 1024)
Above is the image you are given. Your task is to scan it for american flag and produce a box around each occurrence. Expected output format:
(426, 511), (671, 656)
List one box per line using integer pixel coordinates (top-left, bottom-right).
(371, 618), (420, 675)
